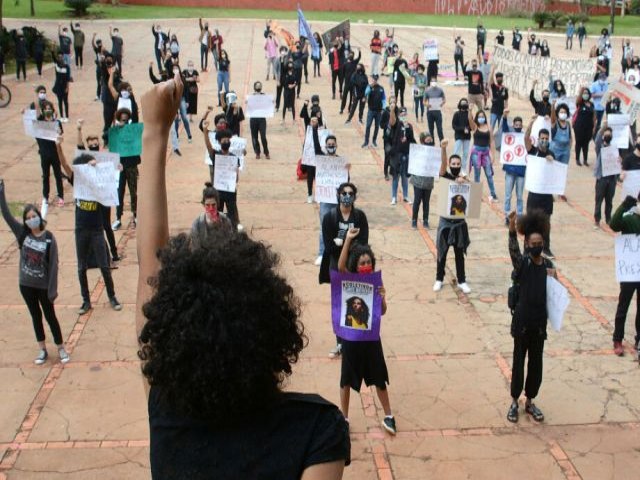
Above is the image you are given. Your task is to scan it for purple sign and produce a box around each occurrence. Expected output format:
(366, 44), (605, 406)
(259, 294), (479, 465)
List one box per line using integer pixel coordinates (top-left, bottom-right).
(330, 270), (383, 342)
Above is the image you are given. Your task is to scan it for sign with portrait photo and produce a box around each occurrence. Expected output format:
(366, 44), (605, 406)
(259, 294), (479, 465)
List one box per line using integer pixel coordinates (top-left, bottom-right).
(436, 181), (482, 220)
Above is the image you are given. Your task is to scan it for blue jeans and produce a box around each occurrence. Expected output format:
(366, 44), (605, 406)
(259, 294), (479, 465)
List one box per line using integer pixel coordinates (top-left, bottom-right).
(364, 110), (381, 145)
(490, 113), (502, 131)
(391, 155), (409, 200)
(453, 139), (470, 172)
(63, 53), (72, 69)
(174, 98), (192, 139)
(554, 147), (570, 164)
(318, 202), (334, 256)
(217, 70), (230, 99)
(472, 161), (497, 198)
(504, 173), (525, 216)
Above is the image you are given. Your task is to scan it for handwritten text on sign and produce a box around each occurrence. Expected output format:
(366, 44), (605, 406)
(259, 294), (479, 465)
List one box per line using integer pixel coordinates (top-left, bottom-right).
(615, 235), (640, 282)
(31, 121), (60, 141)
(622, 170), (640, 198)
(500, 132), (527, 166)
(315, 156), (349, 204)
(601, 145), (621, 177)
(72, 163), (120, 206)
(524, 156), (568, 195)
(408, 144), (441, 177)
(608, 113), (631, 150)
(213, 155), (238, 193)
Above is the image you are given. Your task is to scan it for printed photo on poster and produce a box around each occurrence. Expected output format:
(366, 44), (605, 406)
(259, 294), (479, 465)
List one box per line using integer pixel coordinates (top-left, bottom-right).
(447, 183), (470, 217)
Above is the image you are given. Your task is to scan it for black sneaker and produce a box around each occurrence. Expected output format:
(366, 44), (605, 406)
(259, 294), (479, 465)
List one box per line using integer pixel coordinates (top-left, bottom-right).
(411, 219), (417, 229)
(78, 301), (92, 315)
(174, 149), (182, 156)
(382, 416), (397, 435)
(109, 297), (123, 311)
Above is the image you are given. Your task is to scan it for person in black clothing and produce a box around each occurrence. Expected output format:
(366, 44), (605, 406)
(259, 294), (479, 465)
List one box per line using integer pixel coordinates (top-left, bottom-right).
(300, 94), (324, 129)
(380, 97), (393, 179)
(248, 81), (270, 159)
(328, 38), (346, 100)
(281, 61), (297, 124)
(274, 46), (290, 112)
(110, 108), (140, 231)
(221, 91), (245, 137)
(109, 26), (124, 73)
(340, 48), (361, 114)
(496, 30), (505, 46)
(573, 87), (596, 166)
(52, 51), (71, 121)
(512, 28), (523, 51)
(346, 64), (368, 124)
(529, 80), (552, 117)
(91, 34), (105, 100)
(490, 71), (509, 130)
(451, 98), (472, 171)
(33, 33), (45, 76)
(291, 40), (308, 98)
(70, 22), (85, 68)
(362, 74), (386, 148)
(98, 53), (121, 145)
(388, 102), (416, 204)
(58, 25), (73, 70)
(302, 116), (324, 202)
(13, 30), (28, 80)
(506, 210), (556, 424)
(393, 51), (408, 108)
(151, 24), (168, 73)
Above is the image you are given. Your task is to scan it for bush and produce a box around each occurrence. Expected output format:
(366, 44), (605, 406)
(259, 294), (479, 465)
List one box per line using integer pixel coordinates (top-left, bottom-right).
(0, 26), (54, 62)
(565, 12), (590, 24)
(548, 10), (564, 27)
(631, 0), (640, 14)
(64, 0), (95, 16)
(532, 11), (551, 29)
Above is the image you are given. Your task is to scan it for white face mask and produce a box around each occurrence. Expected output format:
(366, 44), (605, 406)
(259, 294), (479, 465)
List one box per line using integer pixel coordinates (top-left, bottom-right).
(26, 217), (41, 230)
(430, 81), (437, 87)
(38, 92), (46, 100)
(558, 112), (568, 121)
(120, 91), (130, 99)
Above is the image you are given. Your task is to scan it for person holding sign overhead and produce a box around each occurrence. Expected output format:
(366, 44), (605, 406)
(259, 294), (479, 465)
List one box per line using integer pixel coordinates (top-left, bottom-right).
(593, 122), (619, 228)
(506, 210), (556, 423)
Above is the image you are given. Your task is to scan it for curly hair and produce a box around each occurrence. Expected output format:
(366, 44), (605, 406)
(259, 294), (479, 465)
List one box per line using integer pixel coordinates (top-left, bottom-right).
(517, 209), (550, 239)
(138, 227), (306, 424)
(345, 296), (370, 328)
(346, 244), (376, 273)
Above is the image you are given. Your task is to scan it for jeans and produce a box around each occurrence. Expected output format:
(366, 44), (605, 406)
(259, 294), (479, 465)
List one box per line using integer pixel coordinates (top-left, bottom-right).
(75, 228), (116, 303)
(414, 97), (424, 120)
(41, 155), (64, 200)
(318, 202), (333, 256)
(427, 110), (444, 141)
(200, 44), (209, 70)
(217, 70), (230, 99)
(116, 165), (138, 220)
(74, 46), (83, 67)
(471, 154), (497, 198)
(63, 53), (72, 70)
(490, 113), (502, 131)
(594, 176), (616, 223)
(391, 154), (409, 200)
(554, 147), (570, 165)
(177, 98), (192, 138)
(412, 186), (432, 222)
(250, 118), (269, 155)
(613, 282), (640, 343)
(364, 110), (381, 145)
(20, 285), (63, 344)
(266, 57), (278, 78)
(510, 331), (545, 400)
(453, 139), (470, 171)
(504, 173), (525, 216)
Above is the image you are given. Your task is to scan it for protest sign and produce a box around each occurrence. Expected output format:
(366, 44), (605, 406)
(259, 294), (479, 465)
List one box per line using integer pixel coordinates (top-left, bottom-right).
(330, 270), (383, 342)
(500, 132), (527, 166)
(72, 162), (119, 206)
(74, 150), (121, 170)
(531, 116), (551, 147)
(22, 110), (37, 137)
(423, 39), (438, 61)
(427, 97), (443, 110)
(524, 156), (568, 195)
(547, 276), (570, 332)
(247, 94), (275, 118)
(492, 45), (595, 99)
(108, 123), (144, 157)
(615, 235), (640, 282)
(321, 20), (350, 53)
(622, 170), (640, 197)
(408, 144), (441, 177)
(607, 113), (631, 149)
(204, 134), (247, 170)
(302, 126), (316, 166)
(32, 121), (60, 141)
(213, 155), (238, 193)
(436, 181), (482, 219)
(315, 156), (349, 204)
(606, 80), (640, 121)
(601, 145), (622, 177)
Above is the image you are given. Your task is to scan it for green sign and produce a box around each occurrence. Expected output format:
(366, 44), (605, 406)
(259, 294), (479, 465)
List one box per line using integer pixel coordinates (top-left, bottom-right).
(108, 123), (144, 157)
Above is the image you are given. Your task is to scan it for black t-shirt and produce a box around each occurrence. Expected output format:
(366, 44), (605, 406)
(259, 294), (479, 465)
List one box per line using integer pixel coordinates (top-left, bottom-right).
(59, 35), (72, 54)
(514, 257), (549, 334)
(465, 70), (483, 95)
(622, 152), (640, 171)
(75, 199), (102, 230)
(149, 388), (350, 480)
(490, 84), (509, 114)
(111, 36), (123, 56)
(219, 59), (230, 72)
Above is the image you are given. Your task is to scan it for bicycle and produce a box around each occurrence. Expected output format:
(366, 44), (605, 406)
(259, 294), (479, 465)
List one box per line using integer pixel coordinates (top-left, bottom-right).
(0, 82), (12, 108)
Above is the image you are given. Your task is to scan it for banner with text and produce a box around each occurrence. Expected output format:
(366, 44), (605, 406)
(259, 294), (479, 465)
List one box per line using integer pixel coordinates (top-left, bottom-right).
(615, 234), (640, 283)
(315, 156), (349, 204)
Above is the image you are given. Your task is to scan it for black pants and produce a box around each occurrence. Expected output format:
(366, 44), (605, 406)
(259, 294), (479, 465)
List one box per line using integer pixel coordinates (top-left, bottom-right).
(613, 282), (640, 344)
(295, 68), (303, 96)
(477, 42), (485, 55)
(313, 58), (321, 76)
(394, 82), (405, 108)
(95, 68), (101, 98)
(20, 285), (63, 345)
(41, 155), (64, 200)
(574, 130), (591, 164)
(275, 84), (283, 110)
(116, 166), (138, 220)
(219, 191), (239, 227)
(35, 54), (44, 75)
(250, 118), (269, 155)
(306, 166), (316, 196)
(113, 55), (123, 73)
(594, 176), (616, 223)
(303, 57), (309, 82)
(383, 144), (390, 176)
(76, 228), (116, 303)
(200, 44), (209, 70)
(340, 84), (353, 113)
(101, 206), (118, 260)
(282, 91), (295, 120)
(16, 60), (26, 79)
(454, 54), (464, 77)
(74, 46), (83, 67)
(56, 92), (69, 118)
(427, 110), (444, 141)
(436, 243), (466, 283)
(102, 101), (117, 145)
(510, 331), (545, 400)
(412, 186), (432, 222)
(154, 48), (164, 72)
(347, 97), (365, 122)
(331, 69), (343, 98)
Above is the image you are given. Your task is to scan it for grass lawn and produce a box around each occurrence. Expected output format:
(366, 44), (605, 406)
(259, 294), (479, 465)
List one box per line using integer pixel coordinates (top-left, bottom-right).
(3, 1), (640, 36)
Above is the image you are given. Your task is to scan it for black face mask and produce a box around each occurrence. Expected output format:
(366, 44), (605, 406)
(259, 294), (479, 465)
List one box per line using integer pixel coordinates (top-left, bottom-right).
(514, 127), (523, 133)
(450, 167), (461, 177)
(88, 145), (100, 151)
(542, 96), (550, 102)
(636, 142), (640, 151)
(220, 142), (231, 151)
(460, 104), (468, 111)
(603, 135), (612, 144)
(529, 246), (544, 257)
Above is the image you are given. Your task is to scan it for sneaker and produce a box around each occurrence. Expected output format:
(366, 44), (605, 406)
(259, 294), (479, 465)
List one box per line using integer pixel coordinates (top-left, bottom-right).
(344, 119), (351, 124)
(94, 96), (100, 101)
(458, 282), (471, 294)
(403, 197), (411, 203)
(188, 137), (193, 144)
(109, 297), (123, 311)
(174, 149), (182, 156)
(307, 195), (313, 204)
(358, 119), (363, 125)
(361, 142), (369, 149)
(385, 174), (390, 181)
(34, 349), (48, 365)
(58, 348), (70, 364)
(372, 141), (378, 148)
(505, 217), (510, 226)
(111, 254), (121, 262)
(78, 301), (92, 315)
(382, 416), (397, 435)
(411, 219), (417, 229)
(390, 198), (397, 205)
(265, 154), (271, 160)
(56, 197), (64, 207)
(314, 255), (323, 266)
(329, 344), (342, 358)
(111, 219), (122, 231)
(423, 221), (429, 229)
(433, 280), (443, 292)
(256, 153), (261, 160)
(613, 341), (624, 356)
(593, 221), (600, 230)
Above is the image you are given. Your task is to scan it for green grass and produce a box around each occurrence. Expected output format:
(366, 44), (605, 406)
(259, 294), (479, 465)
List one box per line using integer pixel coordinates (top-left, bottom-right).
(4, 1), (640, 36)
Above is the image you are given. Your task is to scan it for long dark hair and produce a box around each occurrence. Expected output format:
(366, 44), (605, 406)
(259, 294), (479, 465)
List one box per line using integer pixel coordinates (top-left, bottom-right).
(18, 204), (46, 248)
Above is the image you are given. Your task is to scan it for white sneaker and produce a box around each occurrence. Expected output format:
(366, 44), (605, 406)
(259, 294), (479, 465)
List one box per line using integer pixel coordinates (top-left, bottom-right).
(329, 344), (342, 358)
(307, 195), (313, 204)
(458, 282), (471, 294)
(390, 198), (397, 205)
(314, 255), (323, 266)
(237, 224), (244, 232)
(34, 349), (48, 365)
(58, 348), (70, 364)
(433, 280), (443, 292)
(111, 219), (122, 231)
(41, 198), (49, 219)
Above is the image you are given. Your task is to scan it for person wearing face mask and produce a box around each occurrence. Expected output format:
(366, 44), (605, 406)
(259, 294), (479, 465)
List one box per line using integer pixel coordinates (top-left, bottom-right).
(370, 30), (383, 76)
(540, 40), (550, 58)
(424, 77), (445, 141)
(108, 78), (139, 123)
(392, 50), (409, 108)
(169, 35), (180, 60)
(311, 32), (323, 78)
(550, 103), (573, 166)
(336, 228), (396, 435)
(191, 183), (232, 242)
(346, 64), (368, 124)
(280, 61), (298, 124)
(248, 81), (270, 160)
(506, 210), (556, 424)
(594, 54), (609, 81)
(525, 119), (556, 258)
(593, 123), (618, 228)
(99, 53), (121, 146)
(340, 48), (361, 115)
(476, 23), (487, 56)
(57, 24), (73, 70)
(12, 30), (27, 80)
(453, 34), (465, 80)
(501, 111), (526, 225)
(451, 99), (472, 171)
(529, 80), (552, 117)
(463, 59), (484, 111)
(109, 26), (124, 73)
(151, 24), (168, 73)
(183, 62), (200, 122)
(51, 51), (71, 122)
(527, 33), (539, 56)
(548, 77), (566, 103)
(574, 88), (596, 166)
(411, 133), (436, 229)
(0, 180), (69, 365)
(468, 106), (498, 202)
(496, 30), (505, 46)
(264, 31), (279, 80)
(216, 50), (231, 107)
(210, 29), (224, 71)
(434, 140), (471, 294)
(566, 21), (574, 50)
(490, 71), (508, 130)
(590, 73), (608, 133)
(411, 64), (428, 124)
(274, 46), (289, 112)
(198, 19), (211, 72)
(301, 94), (324, 129)
(362, 74), (386, 149)
(328, 37), (346, 100)
(70, 22), (85, 69)
(388, 102), (416, 205)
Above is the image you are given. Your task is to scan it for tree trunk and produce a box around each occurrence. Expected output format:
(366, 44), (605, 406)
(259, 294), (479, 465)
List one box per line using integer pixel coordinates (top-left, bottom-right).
(30, 0), (35, 17)
(1, 0), (4, 31)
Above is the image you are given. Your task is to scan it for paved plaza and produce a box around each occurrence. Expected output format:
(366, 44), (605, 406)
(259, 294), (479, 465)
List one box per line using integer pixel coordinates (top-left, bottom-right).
(0, 17), (639, 479)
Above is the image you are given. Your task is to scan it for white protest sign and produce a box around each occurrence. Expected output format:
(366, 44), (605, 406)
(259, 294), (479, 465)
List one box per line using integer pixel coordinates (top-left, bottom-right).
(32, 121), (60, 141)
(607, 113), (631, 150)
(622, 170), (640, 197)
(247, 94), (275, 118)
(72, 163), (120, 206)
(606, 80), (640, 121)
(601, 145), (621, 177)
(531, 116), (551, 147)
(423, 39), (438, 61)
(524, 156), (568, 195)
(500, 132), (527, 166)
(315, 156), (349, 204)
(615, 235), (640, 282)
(213, 155), (238, 193)
(408, 144), (441, 177)
(23, 110), (37, 137)
(302, 126), (316, 166)
(74, 149), (121, 182)
(547, 276), (570, 332)
(436, 181), (482, 219)
(427, 96), (442, 110)
(204, 134), (247, 170)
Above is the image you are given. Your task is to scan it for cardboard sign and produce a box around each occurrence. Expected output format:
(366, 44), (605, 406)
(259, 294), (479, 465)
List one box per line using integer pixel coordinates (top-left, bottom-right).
(524, 156), (568, 195)
(32, 121), (60, 141)
(608, 113), (631, 150)
(606, 79), (640, 121)
(615, 234), (640, 282)
(213, 155), (238, 193)
(500, 132), (527, 166)
(108, 123), (144, 157)
(601, 145), (621, 177)
(22, 110), (37, 137)
(72, 162), (119, 206)
(622, 170), (640, 198)
(315, 156), (349, 204)
(423, 39), (438, 61)
(247, 94), (275, 118)
(436, 181), (482, 219)
(408, 144), (441, 177)
(547, 276), (570, 332)
(330, 270), (383, 342)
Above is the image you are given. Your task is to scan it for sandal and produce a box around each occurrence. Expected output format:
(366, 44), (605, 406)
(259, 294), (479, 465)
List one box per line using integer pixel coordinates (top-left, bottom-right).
(507, 403), (519, 423)
(525, 402), (544, 422)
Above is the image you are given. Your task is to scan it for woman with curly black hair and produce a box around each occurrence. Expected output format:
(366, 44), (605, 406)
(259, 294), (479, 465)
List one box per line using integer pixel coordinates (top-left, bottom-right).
(136, 76), (350, 480)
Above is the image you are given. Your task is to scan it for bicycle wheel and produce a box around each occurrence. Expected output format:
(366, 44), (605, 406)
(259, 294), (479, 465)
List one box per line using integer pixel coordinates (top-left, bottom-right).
(0, 84), (12, 108)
